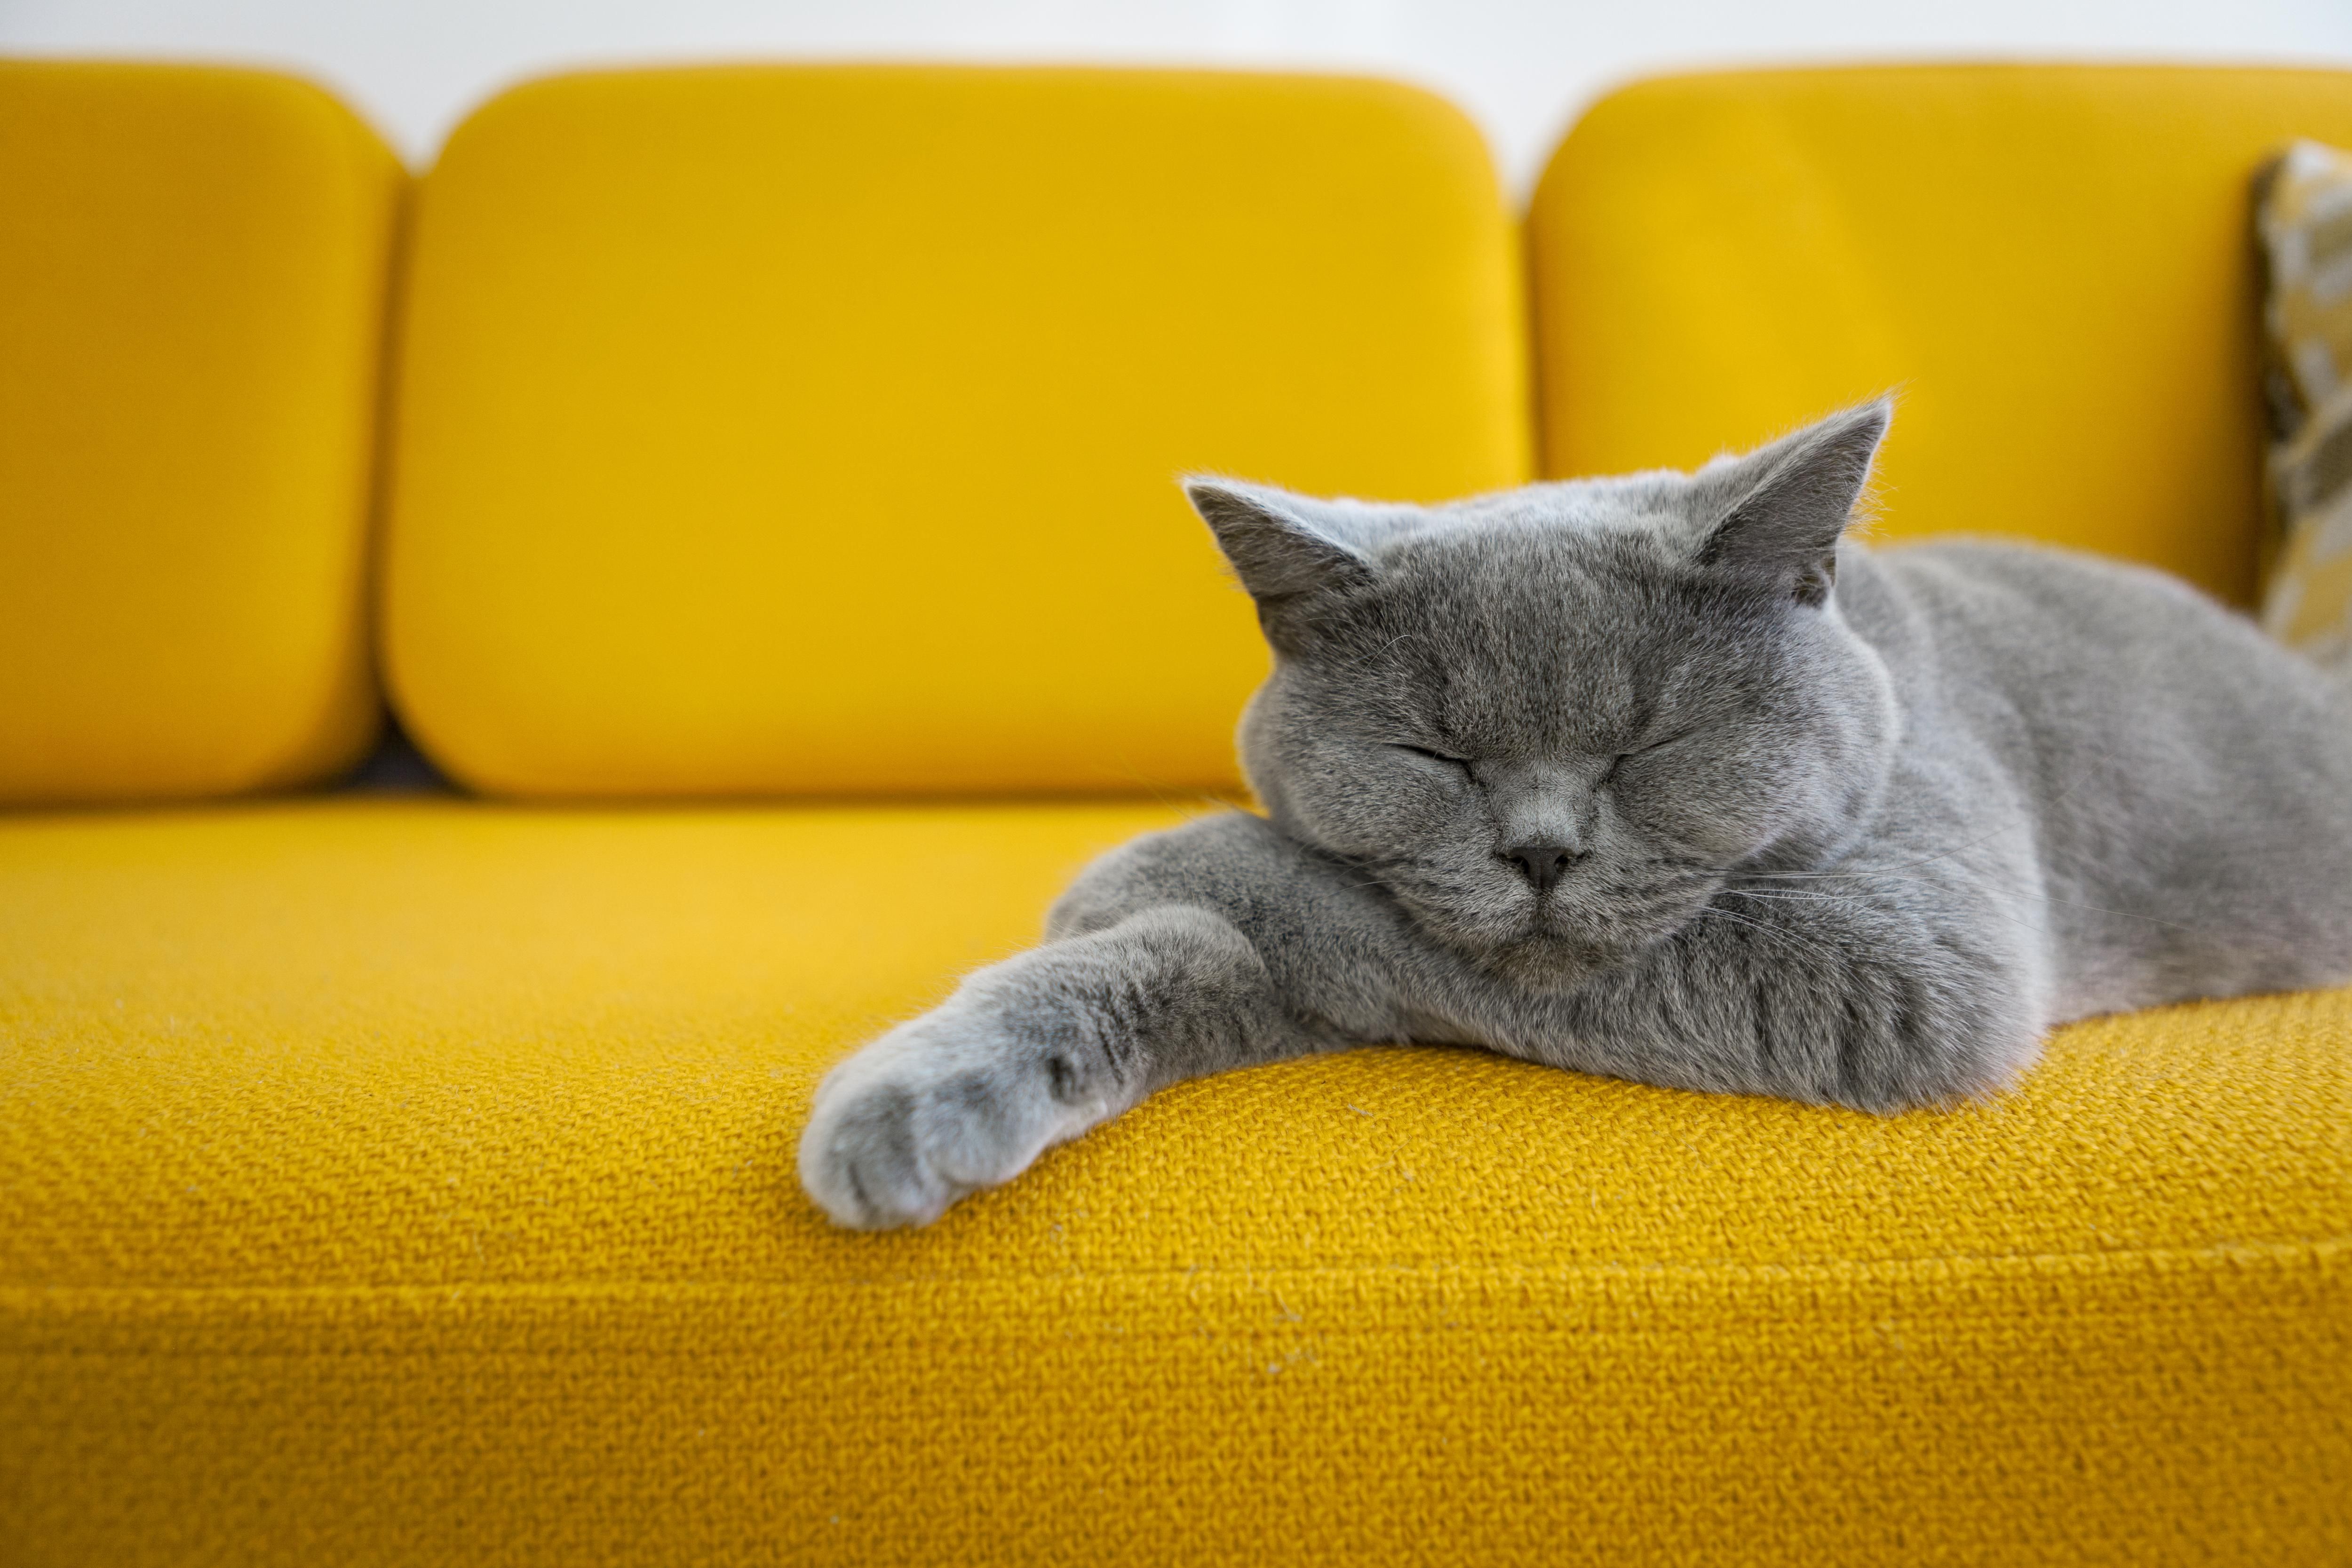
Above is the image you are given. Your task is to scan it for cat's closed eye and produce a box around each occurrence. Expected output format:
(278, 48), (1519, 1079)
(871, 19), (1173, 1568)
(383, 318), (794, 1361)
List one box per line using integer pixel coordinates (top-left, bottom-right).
(1601, 732), (1696, 783)
(1391, 743), (1471, 768)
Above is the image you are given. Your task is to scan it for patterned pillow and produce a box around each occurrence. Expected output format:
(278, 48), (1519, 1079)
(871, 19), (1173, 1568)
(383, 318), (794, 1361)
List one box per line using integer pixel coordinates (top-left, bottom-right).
(2255, 140), (2352, 678)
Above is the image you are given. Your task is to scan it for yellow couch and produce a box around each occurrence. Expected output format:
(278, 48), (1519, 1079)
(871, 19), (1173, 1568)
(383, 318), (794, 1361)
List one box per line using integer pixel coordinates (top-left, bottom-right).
(2, 59), (2345, 1567)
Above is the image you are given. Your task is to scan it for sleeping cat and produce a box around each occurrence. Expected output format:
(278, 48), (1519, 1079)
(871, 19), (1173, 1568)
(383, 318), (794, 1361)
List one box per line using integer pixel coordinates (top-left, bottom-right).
(799, 400), (2352, 1229)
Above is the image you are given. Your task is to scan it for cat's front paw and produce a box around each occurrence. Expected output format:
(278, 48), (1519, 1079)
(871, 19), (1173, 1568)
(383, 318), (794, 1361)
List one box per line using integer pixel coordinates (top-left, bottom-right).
(796, 984), (1125, 1230)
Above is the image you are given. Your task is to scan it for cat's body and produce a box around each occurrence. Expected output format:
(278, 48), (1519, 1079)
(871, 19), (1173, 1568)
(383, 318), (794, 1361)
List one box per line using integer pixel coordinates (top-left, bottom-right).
(800, 404), (2352, 1229)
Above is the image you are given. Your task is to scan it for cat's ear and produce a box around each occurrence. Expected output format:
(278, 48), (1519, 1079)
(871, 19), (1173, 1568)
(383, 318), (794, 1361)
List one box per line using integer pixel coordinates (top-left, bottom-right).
(1691, 399), (1891, 606)
(1182, 478), (1405, 603)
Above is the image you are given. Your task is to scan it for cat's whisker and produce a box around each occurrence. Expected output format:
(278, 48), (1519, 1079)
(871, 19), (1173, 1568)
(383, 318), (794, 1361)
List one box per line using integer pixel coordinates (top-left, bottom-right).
(1722, 879), (2070, 940)
(1724, 730), (2156, 886)
(1730, 873), (2207, 935)
(1692, 906), (1853, 969)
(1720, 885), (2064, 944)
(1741, 830), (2334, 884)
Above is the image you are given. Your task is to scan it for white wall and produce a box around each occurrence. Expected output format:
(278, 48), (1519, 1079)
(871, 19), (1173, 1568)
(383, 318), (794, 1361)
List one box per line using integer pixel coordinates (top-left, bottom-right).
(5, 0), (2351, 191)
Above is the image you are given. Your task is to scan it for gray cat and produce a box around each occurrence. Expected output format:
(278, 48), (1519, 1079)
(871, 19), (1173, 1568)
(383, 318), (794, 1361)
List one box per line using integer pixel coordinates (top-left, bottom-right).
(798, 401), (2352, 1229)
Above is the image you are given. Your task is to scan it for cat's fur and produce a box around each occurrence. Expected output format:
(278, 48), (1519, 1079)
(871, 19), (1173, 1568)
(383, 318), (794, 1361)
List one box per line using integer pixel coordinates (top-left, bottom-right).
(799, 401), (2352, 1229)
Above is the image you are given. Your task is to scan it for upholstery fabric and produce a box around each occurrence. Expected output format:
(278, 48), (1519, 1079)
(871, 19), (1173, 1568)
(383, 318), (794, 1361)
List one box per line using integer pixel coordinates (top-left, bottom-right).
(2256, 139), (2352, 677)
(383, 67), (1530, 799)
(1526, 64), (2352, 607)
(3, 800), (2344, 1565)
(0, 62), (401, 804)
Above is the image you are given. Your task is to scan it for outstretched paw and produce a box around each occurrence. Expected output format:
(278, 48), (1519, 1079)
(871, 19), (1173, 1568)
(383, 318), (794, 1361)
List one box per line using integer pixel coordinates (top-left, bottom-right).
(796, 987), (1126, 1229)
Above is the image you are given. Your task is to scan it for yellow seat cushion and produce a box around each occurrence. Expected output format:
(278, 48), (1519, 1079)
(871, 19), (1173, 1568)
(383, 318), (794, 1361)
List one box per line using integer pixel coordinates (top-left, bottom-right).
(0, 63), (401, 804)
(2, 799), (2343, 1564)
(382, 66), (1529, 799)
(1527, 64), (2352, 606)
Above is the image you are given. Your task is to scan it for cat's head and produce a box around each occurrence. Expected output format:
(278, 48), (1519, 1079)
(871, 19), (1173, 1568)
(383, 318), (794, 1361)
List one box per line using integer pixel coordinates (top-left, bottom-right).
(1186, 401), (1902, 989)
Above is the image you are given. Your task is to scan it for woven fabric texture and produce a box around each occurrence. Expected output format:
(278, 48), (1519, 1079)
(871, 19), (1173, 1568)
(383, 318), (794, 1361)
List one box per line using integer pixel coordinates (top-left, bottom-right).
(3, 801), (2345, 1565)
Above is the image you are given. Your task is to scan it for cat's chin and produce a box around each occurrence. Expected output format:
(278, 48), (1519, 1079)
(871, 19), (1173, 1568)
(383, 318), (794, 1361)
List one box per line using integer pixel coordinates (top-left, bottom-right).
(1386, 878), (1692, 992)
(1460, 929), (1634, 993)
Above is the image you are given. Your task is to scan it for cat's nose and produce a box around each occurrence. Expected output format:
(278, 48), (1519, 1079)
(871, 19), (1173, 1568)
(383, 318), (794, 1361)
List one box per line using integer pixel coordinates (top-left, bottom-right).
(1501, 841), (1579, 893)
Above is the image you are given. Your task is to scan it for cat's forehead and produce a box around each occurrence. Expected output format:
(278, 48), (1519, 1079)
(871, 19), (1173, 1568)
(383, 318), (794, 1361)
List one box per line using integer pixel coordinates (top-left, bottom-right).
(1287, 473), (1751, 743)
(1337, 476), (1699, 598)
(1373, 476), (1698, 596)
(1345, 529), (1718, 745)
(1421, 470), (1696, 537)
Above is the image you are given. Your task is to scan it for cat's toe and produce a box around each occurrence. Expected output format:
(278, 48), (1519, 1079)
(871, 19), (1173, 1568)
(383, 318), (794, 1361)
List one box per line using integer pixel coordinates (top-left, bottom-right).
(798, 1072), (963, 1229)
(796, 1006), (1073, 1229)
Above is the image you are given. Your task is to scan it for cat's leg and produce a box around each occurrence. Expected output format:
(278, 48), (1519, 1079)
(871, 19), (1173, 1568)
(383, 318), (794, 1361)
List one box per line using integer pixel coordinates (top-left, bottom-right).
(797, 901), (1302, 1229)
(1508, 860), (2054, 1113)
(798, 812), (1431, 1229)
(798, 816), (2054, 1227)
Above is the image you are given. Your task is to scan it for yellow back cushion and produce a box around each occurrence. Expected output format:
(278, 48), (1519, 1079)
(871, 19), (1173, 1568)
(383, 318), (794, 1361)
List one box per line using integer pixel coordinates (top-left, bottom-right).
(384, 67), (1528, 799)
(1528, 65), (2352, 605)
(0, 63), (400, 805)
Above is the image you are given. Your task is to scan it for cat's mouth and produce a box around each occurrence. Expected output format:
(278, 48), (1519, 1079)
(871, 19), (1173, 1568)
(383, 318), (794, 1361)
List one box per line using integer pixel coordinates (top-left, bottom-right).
(1384, 885), (1642, 987)
(1383, 866), (1716, 990)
